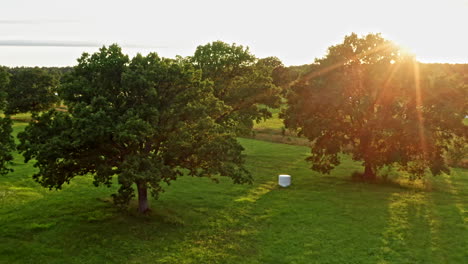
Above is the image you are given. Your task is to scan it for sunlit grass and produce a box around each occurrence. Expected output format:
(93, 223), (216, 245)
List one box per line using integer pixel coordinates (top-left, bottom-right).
(0, 112), (32, 122)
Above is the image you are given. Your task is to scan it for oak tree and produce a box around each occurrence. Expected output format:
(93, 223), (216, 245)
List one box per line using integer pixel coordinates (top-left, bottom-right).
(18, 45), (251, 213)
(190, 41), (282, 134)
(283, 33), (467, 180)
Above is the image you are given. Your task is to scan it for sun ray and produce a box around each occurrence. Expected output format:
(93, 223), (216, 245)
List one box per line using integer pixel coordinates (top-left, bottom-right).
(413, 61), (428, 157)
(301, 42), (396, 82)
(374, 61), (401, 107)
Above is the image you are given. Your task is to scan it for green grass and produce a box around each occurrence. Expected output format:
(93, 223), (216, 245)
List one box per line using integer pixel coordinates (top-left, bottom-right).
(253, 112), (311, 146)
(1, 122), (467, 263)
(255, 112), (284, 131)
(0, 112), (32, 122)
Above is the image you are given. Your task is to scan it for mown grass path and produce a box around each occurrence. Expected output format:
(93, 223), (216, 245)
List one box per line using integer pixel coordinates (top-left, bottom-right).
(0, 123), (467, 263)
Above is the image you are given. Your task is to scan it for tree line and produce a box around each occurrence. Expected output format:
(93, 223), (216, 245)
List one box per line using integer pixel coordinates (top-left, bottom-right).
(0, 34), (466, 213)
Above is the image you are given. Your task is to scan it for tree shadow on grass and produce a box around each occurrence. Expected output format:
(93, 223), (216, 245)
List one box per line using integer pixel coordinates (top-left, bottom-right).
(241, 168), (467, 264)
(0, 173), (278, 264)
(376, 171), (467, 264)
(2, 140), (466, 264)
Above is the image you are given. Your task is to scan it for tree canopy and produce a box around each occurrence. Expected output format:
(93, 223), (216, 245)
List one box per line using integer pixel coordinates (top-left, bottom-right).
(0, 67), (9, 111)
(190, 41), (282, 134)
(0, 67), (14, 176)
(4, 67), (59, 115)
(283, 33), (467, 180)
(18, 45), (251, 213)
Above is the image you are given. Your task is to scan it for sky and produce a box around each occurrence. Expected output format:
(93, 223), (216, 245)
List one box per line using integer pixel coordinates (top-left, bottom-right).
(0, 0), (467, 67)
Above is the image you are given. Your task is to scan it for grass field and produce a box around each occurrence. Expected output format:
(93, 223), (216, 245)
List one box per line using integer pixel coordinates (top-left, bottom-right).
(1, 122), (467, 263)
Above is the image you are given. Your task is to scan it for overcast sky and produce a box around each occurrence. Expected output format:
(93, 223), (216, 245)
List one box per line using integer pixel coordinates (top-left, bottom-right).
(0, 0), (467, 66)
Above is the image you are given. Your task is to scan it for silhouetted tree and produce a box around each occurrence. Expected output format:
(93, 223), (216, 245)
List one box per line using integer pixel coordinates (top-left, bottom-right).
(283, 33), (467, 180)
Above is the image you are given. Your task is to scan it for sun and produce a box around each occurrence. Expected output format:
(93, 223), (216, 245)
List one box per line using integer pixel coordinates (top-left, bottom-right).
(379, 0), (468, 63)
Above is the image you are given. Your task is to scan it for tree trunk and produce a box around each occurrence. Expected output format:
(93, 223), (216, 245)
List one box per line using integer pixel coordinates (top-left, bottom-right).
(360, 133), (376, 181)
(136, 181), (150, 213)
(363, 163), (376, 181)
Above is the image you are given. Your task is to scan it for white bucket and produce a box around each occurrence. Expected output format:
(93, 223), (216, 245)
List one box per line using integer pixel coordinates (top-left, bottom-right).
(278, 174), (291, 187)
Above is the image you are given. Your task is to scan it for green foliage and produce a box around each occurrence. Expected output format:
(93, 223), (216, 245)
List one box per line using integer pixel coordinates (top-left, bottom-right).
(191, 41), (282, 135)
(446, 135), (468, 168)
(272, 63), (315, 94)
(0, 67), (15, 176)
(17, 45), (251, 212)
(0, 66), (9, 110)
(283, 33), (467, 179)
(0, 117), (14, 176)
(4, 67), (59, 115)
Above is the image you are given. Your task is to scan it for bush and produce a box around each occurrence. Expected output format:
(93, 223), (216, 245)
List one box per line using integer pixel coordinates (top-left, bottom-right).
(446, 136), (468, 168)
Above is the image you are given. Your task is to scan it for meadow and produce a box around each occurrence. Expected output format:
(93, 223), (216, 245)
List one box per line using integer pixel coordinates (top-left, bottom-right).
(0, 121), (467, 263)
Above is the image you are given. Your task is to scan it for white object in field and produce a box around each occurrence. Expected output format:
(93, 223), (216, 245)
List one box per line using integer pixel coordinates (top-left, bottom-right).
(278, 174), (291, 187)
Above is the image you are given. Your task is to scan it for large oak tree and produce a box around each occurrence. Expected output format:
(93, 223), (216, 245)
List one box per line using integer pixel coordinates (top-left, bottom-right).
(18, 45), (251, 213)
(283, 33), (467, 180)
(190, 41), (282, 134)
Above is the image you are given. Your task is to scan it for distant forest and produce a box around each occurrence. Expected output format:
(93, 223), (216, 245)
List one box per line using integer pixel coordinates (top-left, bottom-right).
(5, 63), (467, 84)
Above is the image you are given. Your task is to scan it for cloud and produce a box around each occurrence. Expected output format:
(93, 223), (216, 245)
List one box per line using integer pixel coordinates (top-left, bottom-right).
(0, 40), (101, 47)
(0, 19), (78, 25)
(0, 40), (166, 49)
